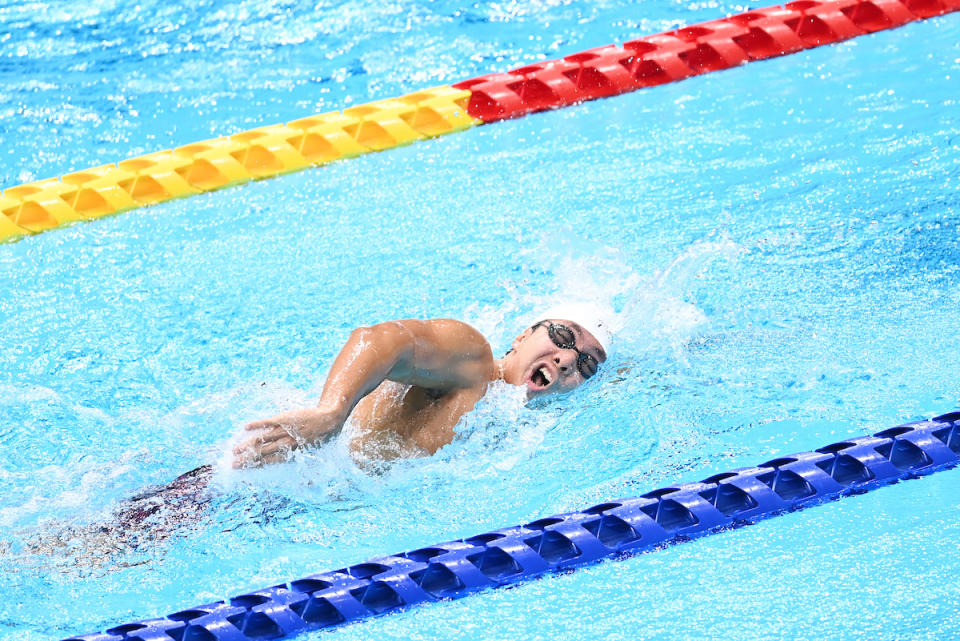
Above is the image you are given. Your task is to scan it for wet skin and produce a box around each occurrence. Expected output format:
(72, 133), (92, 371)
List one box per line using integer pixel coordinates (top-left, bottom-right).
(233, 318), (606, 467)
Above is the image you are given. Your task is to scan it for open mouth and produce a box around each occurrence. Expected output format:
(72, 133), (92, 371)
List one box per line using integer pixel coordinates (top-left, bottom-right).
(528, 365), (554, 390)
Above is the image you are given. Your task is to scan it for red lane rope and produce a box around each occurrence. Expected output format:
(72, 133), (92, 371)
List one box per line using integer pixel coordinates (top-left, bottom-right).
(452, 0), (959, 122)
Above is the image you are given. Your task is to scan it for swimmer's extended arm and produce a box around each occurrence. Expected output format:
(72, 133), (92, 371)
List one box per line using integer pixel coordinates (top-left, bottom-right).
(232, 319), (495, 467)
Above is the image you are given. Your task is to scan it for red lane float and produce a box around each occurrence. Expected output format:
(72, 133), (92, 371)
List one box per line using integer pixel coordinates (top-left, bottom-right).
(3, 0), (957, 242)
(453, 0), (960, 122)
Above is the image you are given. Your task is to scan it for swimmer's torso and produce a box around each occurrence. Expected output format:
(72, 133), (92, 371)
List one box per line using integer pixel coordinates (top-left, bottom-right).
(349, 380), (487, 458)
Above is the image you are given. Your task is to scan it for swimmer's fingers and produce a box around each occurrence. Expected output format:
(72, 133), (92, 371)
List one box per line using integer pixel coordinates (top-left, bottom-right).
(232, 436), (297, 468)
(257, 449), (297, 466)
(232, 424), (299, 464)
(232, 421), (279, 456)
(231, 432), (281, 458)
(255, 438), (297, 459)
(233, 424), (296, 454)
(233, 408), (339, 467)
(243, 418), (284, 432)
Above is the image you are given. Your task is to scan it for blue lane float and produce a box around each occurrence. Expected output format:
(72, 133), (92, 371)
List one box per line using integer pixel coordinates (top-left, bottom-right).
(67, 411), (960, 641)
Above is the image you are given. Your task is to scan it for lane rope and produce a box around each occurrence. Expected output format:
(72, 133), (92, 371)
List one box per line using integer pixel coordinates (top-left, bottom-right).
(3, 0), (958, 242)
(65, 411), (960, 640)
(0, 88), (478, 240)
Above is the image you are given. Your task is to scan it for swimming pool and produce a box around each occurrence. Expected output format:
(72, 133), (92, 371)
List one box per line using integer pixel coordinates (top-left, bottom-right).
(2, 0), (959, 639)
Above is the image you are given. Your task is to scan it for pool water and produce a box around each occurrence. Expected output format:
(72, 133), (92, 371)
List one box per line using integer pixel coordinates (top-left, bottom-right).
(1, 0), (959, 639)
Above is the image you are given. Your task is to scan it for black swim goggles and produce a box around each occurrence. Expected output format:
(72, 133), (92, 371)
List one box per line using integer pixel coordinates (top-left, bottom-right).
(531, 320), (601, 379)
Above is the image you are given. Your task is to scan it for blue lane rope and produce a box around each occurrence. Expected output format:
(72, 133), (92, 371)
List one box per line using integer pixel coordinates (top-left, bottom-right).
(66, 411), (960, 641)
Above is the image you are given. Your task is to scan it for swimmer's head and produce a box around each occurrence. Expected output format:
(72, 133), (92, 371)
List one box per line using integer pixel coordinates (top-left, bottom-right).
(501, 302), (613, 397)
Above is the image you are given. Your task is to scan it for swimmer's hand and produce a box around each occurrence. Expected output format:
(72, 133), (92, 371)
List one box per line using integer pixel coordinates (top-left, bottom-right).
(232, 406), (345, 468)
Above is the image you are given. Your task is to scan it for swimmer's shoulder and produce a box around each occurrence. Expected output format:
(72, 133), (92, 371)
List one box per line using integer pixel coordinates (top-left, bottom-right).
(426, 317), (490, 346)
(389, 318), (495, 388)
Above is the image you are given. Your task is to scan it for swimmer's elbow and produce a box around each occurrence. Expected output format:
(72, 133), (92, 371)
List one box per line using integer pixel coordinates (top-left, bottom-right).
(350, 322), (417, 361)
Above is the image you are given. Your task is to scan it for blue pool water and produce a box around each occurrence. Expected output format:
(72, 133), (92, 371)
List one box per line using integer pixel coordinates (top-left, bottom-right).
(2, 0), (959, 639)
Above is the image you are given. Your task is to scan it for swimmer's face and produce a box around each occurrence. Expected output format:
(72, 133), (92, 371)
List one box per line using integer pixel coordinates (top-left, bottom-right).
(504, 319), (607, 398)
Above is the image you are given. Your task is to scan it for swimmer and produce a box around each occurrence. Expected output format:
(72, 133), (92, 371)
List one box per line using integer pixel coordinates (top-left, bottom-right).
(13, 305), (611, 567)
(233, 304), (612, 467)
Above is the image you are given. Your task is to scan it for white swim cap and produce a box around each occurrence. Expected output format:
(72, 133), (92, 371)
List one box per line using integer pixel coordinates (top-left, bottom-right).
(535, 301), (615, 353)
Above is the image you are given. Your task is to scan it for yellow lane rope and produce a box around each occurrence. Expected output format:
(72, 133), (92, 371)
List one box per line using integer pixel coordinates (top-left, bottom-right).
(0, 86), (478, 242)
